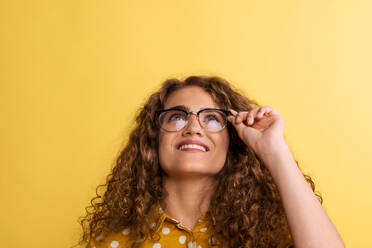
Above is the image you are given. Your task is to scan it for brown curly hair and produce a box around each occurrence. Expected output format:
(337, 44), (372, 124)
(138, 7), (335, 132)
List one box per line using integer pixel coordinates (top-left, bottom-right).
(75, 75), (322, 248)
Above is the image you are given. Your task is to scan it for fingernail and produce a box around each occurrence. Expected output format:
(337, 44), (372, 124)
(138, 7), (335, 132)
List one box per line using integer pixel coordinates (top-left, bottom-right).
(229, 109), (237, 115)
(248, 116), (253, 124)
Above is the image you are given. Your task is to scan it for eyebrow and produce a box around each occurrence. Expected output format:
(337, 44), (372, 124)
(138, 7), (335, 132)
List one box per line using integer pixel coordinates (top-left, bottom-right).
(167, 105), (211, 111)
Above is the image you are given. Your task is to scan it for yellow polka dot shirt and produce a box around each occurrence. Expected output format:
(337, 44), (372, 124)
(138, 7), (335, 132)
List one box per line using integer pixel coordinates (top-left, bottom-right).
(88, 202), (292, 248)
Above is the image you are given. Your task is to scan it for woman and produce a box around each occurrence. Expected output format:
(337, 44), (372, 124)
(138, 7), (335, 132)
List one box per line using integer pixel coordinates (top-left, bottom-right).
(77, 76), (345, 248)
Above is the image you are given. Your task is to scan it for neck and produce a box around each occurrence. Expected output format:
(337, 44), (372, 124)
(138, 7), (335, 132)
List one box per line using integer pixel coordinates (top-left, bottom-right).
(161, 175), (216, 231)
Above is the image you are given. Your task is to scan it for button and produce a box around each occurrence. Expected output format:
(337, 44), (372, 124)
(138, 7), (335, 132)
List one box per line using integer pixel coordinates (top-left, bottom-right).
(187, 241), (196, 248)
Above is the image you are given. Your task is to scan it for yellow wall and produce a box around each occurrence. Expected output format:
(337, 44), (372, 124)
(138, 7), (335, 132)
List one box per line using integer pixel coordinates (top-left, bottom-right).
(1, 0), (371, 247)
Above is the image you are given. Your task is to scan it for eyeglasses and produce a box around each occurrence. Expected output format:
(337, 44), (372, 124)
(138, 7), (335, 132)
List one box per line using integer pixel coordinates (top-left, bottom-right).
(154, 107), (231, 132)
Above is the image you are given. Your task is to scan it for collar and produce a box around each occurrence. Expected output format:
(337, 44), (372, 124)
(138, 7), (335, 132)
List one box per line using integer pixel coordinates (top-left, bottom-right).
(148, 201), (212, 234)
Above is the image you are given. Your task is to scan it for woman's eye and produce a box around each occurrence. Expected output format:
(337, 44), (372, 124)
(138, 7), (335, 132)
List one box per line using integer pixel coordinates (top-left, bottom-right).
(169, 114), (184, 121)
(205, 115), (220, 123)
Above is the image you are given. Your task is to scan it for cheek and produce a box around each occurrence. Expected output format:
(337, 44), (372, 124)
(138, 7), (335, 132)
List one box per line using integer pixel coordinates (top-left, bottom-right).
(211, 132), (229, 164)
(219, 133), (230, 165)
(218, 131), (230, 152)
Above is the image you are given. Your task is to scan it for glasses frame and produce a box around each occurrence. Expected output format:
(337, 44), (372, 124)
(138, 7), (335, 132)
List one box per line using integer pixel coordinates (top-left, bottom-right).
(154, 107), (231, 132)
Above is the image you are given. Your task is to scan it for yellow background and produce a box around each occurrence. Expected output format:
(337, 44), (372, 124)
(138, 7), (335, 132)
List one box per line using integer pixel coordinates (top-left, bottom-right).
(1, 0), (371, 247)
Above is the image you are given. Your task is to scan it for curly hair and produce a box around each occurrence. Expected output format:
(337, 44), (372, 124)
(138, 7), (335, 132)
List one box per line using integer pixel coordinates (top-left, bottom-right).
(75, 75), (323, 248)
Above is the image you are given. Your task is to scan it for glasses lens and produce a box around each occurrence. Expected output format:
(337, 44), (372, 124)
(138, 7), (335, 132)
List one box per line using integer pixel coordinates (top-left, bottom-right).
(200, 110), (227, 132)
(159, 110), (188, 131)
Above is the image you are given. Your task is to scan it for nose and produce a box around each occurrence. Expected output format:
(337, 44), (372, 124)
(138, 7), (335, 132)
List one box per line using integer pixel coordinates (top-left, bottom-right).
(182, 113), (203, 136)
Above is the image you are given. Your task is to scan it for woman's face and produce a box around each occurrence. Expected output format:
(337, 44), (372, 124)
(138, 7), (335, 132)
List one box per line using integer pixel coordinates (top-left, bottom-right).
(158, 86), (230, 178)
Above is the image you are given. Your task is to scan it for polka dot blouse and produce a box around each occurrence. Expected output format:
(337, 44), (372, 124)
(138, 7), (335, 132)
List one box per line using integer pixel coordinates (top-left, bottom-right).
(88, 202), (292, 248)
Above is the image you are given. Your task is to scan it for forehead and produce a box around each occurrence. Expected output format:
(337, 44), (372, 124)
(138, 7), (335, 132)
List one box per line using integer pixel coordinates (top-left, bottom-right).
(164, 86), (219, 110)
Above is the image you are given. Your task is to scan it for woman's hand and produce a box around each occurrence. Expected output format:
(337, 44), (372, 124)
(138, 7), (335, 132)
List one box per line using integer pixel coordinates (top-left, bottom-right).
(227, 106), (287, 159)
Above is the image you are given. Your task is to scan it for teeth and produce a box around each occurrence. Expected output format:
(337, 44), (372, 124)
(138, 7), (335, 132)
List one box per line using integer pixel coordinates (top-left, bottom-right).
(179, 144), (206, 152)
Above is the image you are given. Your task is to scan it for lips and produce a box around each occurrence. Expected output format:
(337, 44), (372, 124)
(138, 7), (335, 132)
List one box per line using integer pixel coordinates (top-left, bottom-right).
(176, 139), (210, 152)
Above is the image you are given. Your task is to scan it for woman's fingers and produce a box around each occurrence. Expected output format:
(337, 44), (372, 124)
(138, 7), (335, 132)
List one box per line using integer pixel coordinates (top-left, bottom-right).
(228, 109), (242, 124)
(257, 106), (273, 118)
(229, 106), (273, 126)
(229, 109), (255, 125)
(247, 109), (258, 125)
(236, 111), (248, 124)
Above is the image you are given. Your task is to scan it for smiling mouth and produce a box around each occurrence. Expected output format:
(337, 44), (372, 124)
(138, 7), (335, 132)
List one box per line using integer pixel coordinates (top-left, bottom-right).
(178, 144), (207, 152)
